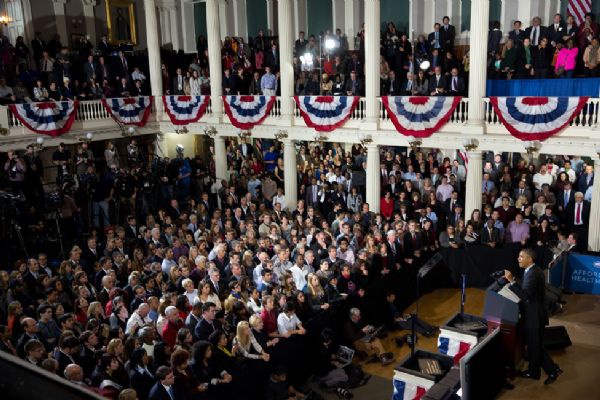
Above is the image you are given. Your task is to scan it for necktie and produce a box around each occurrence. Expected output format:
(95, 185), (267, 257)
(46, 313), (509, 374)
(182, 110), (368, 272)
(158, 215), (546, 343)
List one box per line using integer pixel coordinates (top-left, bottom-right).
(576, 203), (581, 224)
(564, 192), (569, 205)
(435, 31), (439, 46)
(167, 386), (175, 400)
(43, 60), (48, 71)
(452, 77), (457, 91)
(533, 27), (538, 46)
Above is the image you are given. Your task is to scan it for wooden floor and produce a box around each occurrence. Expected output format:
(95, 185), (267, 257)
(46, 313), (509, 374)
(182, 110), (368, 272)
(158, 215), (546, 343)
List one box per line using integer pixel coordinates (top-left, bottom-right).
(339, 287), (600, 399)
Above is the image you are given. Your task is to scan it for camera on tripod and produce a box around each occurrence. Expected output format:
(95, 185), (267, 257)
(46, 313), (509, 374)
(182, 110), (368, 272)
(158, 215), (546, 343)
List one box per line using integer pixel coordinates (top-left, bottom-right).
(45, 191), (63, 208)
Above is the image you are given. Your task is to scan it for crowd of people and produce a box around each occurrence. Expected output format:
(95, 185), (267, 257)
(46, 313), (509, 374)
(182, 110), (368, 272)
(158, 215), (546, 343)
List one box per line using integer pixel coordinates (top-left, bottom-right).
(0, 129), (595, 399)
(488, 12), (600, 79)
(0, 11), (596, 400)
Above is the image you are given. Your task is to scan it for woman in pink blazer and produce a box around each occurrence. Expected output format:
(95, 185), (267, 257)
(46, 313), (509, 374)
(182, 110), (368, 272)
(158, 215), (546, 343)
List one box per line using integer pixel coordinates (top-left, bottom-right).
(555, 39), (579, 78)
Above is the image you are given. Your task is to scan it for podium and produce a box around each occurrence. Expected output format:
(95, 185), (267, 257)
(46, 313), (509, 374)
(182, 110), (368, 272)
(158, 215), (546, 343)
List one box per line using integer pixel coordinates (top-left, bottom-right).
(483, 281), (523, 373)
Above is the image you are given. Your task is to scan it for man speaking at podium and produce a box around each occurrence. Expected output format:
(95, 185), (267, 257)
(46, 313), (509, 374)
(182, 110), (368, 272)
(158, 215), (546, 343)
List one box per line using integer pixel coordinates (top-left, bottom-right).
(504, 249), (563, 385)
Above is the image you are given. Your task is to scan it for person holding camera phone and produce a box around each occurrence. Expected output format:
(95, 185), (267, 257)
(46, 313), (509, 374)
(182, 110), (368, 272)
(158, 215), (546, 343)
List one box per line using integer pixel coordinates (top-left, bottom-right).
(4, 150), (26, 197)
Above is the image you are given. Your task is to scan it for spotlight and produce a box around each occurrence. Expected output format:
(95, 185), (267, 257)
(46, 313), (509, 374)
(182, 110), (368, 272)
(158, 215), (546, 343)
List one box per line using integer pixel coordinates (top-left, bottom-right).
(420, 60), (431, 71)
(325, 38), (337, 50)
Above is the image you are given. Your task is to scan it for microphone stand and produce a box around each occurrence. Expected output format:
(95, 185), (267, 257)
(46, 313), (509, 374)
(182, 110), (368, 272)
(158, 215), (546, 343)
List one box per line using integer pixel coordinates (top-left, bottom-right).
(460, 273), (466, 316)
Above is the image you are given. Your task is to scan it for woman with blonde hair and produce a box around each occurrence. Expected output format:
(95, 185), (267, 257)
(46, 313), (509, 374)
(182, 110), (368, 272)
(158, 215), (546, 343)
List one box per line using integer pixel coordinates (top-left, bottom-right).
(307, 273), (330, 312)
(87, 301), (108, 325)
(233, 320), (269, 361)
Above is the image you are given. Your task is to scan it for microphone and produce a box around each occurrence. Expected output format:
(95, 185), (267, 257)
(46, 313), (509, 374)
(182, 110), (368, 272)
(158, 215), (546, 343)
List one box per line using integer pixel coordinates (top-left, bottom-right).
(490, 270), (505, 279)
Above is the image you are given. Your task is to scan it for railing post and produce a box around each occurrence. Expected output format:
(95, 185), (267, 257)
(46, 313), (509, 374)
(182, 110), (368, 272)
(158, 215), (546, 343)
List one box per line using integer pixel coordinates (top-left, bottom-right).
(0, 106), (10, 130)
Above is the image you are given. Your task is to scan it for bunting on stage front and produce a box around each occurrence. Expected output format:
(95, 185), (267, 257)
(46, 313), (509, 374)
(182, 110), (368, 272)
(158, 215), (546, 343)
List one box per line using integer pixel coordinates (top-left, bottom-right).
(8, 100), (79, 136)
(438, 335), (474, 365)
(294, 96), (359, 132)
(222, 95), (276, 130)
(392, 370), (433, 400)
(489, 96), (589, 141)
(163, 95), (210, 125)
(101, 96), (153, 126)
(381, 96), (462, 137)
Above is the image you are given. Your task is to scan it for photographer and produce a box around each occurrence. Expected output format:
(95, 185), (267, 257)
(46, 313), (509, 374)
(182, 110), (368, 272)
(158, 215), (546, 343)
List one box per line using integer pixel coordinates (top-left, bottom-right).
(52, 142), (71, 185)
(74, 143), (95, 178)
(114, 168), (137, 225)
(127, 138), (143, 168)
(23, 145), (45, 205)
(4, 150), (26, 196)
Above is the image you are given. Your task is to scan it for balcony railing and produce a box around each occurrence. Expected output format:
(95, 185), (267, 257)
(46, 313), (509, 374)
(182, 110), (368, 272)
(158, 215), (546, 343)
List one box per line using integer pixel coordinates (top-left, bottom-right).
(483, 97), (600, 128)
(1, 97), (597, 138)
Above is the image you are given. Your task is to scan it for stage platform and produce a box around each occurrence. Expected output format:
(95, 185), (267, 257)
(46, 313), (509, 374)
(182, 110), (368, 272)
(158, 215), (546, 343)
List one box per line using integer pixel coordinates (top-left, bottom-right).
(309, 288), (600, 399)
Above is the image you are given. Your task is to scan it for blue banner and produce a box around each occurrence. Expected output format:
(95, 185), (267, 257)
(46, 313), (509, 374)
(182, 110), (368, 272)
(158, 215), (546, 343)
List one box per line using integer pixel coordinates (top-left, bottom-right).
(487, 78), (600, 97)
(565, 254), (600, 294)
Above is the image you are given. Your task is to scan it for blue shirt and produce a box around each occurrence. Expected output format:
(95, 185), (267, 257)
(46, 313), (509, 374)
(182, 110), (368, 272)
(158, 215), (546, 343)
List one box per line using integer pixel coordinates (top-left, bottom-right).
(264, 151), (277, 172)
(260, 73), (277, 91)
(248, 178), (261, 197)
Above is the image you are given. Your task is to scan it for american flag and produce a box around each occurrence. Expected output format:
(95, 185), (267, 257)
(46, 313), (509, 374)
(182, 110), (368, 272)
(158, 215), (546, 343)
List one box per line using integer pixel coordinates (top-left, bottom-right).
(568, 0), (592, 26)
(254, 138), (263, 158)
(458, 150), (469, 172)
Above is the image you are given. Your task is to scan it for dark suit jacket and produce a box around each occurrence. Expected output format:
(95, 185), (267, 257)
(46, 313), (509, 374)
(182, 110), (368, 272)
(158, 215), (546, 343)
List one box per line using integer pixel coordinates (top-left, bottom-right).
(557, 189), (575, 209)
(427, 31), (444, 51)
(447, 75), (465, 95)
(480, 226), (501, 245)
(130, 369), (156, 400)
(265, 50), (280, 69)
(383, 77), (401, 95)
(344, 78), (362, 96)
(566, 201), (591, 228)
(509, 265), (548, 332)
(441, 24), (456, 50)
(172, 75), (186, 95)
(429, 74), (448, 94)
(237, 143), (254, 158)
(508, 29), (526, 46)
(193, 318), (222, 341)
(305, 184), (320, 208)
(403, 231), (424, 255)
(385, 240), (403, 266)
(577, 173), (594, 193)
(513, 188), (533, 203)
(546, 23), (566, 44)
(148, 382), (182, 400)
(448, 211), (464, 227)
(525, 26), (548, 46)
(84, 62), (97, 82)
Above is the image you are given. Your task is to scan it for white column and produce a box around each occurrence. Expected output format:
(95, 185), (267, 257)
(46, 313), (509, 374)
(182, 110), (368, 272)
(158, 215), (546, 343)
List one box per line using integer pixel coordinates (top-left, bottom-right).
(423, 0), (436, 35)
(408, 0), (414, 41)
(283, 139), (298, 211)
(588, 159), (600, 251)
(465, 150), (483, 220)
(214, 136), (228, 181)
(500, 0), (507, 38)
(447, 0), (461, 35)
(219, 0), (230, 40)
(144, 0), (164, 119)
(233, 0), (248, 40)
(332, 0), (344, 32)
(294, 0), (308, 38)
(366, 144), (381, 213)
(364, 0), (380, 125)
(344, 0), (358, 50)
(82, 0), (97, 46)
(518, 0), (532, 29)
(181, 0), (196, 53)
(155, 133), (167, 158)
(52, 0), (68, 46)
(206, 0), (223, 115)
(266, 0), (276, 36)
(278, 0), (295, 119)
(467, 0), (489, 124)
(170, 6), (181, 50)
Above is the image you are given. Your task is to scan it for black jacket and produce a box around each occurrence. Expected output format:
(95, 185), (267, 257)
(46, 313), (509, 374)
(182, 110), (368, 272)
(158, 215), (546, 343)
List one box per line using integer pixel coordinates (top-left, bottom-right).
(509, 265), (548, 331)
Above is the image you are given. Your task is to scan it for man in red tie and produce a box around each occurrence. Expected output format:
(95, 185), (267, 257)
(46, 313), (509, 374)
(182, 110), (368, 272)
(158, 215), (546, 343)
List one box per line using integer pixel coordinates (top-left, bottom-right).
(567, 192), (590, 252)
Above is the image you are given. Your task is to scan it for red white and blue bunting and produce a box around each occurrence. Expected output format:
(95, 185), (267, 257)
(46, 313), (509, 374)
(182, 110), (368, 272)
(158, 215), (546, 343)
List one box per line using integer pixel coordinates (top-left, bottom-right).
(163, 95), (210, 125)
(294, 96), (359, 132)
(222, 95), (276, 130)
(393, 370), (434, 400)
(438, 329), (478, 365)
(8, 100), (79, 137)
(101, 96), (153, 126)
(489, 96), (589, 141)
(381, 96), (462, 138)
